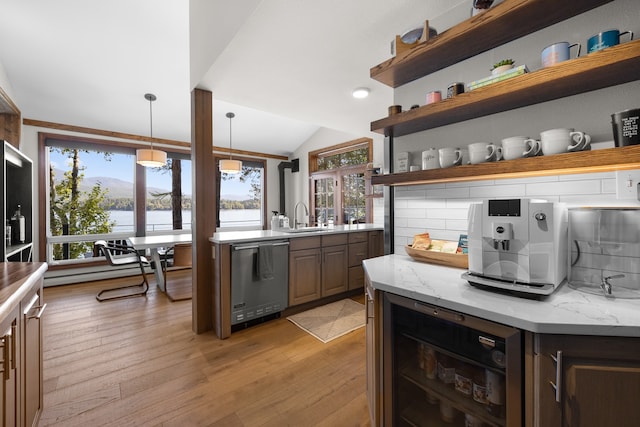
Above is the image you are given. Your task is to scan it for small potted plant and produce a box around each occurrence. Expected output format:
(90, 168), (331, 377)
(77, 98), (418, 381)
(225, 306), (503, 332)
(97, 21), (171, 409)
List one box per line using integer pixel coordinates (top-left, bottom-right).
(491, 59), (515, 75)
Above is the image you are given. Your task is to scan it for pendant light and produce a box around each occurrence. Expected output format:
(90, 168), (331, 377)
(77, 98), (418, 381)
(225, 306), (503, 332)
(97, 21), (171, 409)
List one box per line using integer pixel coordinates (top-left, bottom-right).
(136, 93), (167, 167)
(219, 112), (242, 174)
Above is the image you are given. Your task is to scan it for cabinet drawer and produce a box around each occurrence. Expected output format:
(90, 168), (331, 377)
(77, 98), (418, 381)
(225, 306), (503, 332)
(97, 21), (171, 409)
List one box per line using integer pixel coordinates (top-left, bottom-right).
(349, 241), (368, 267)
(289, 236), (321, 251)
(348, 231), (368, 243)
(322, 233), (348, 247)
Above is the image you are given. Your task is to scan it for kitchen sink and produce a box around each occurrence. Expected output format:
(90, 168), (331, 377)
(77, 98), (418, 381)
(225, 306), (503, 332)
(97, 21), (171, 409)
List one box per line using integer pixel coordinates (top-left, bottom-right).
(281, 227), (327, 233)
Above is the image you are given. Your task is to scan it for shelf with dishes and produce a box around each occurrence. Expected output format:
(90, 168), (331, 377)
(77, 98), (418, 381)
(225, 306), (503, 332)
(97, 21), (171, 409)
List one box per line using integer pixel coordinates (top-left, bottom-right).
(371, 145), (640, 187)
(370, 0), (613, 88)
(370, 40), (640, 137)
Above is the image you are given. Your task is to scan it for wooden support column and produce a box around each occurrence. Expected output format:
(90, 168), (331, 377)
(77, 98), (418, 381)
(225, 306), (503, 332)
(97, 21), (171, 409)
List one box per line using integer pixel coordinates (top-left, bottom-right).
(191, 88), (216, 333)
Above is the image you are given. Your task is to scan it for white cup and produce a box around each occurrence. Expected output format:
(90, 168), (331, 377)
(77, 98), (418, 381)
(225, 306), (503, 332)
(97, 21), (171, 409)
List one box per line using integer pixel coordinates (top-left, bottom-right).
(540, 128), (591, 155)
(468, 142), (501, 164)
(438, 147), (462, 168)
(421, 148), (440, 170)
(502, 136), (541, 160)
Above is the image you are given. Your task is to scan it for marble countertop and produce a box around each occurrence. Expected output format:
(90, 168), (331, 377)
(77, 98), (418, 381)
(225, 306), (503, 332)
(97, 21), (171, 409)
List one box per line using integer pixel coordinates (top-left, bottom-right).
(363, 254), (640, 337)
(211, 224), (383, 244)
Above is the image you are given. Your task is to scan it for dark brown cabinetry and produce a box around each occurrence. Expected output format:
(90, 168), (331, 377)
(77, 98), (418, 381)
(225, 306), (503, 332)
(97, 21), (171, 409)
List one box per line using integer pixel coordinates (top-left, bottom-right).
(21, 281), (45, 427)
(532, 334), (640, 427)
(321, 233), (348, 297)
(365, 275), (382, 427)
(288, 237), (322, 306)
(348, 232), (368, 291)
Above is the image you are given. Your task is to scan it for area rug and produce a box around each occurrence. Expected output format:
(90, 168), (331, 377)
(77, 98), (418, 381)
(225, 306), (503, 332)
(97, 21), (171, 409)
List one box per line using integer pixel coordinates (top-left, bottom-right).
(287, 299), (365, 343)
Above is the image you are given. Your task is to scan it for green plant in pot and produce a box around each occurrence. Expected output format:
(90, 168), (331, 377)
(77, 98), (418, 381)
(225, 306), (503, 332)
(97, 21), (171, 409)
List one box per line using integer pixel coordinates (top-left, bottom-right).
(491, 58), (515, 75)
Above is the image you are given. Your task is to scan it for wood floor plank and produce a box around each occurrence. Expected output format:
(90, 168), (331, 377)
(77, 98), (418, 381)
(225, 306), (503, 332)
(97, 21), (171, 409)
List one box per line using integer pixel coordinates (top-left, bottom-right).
(39, 271), (371, 426)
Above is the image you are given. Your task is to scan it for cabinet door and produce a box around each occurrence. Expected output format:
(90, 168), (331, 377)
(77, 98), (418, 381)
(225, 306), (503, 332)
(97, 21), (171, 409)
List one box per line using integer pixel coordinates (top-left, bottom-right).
(288, 248), (321, 306)
(368, 230), (383, 257)
(0, 308), (19, 427)
(22, 283), (45, 427)
(321, 245), (348, 296)
(535, 334), (640, 427)
(365, 277), (382, 426)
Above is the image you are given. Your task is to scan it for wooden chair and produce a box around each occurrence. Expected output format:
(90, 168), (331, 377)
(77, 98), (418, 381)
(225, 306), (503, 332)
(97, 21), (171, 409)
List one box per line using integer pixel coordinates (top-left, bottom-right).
(161, 243), (192, 302)
(94, 240), (149, 302)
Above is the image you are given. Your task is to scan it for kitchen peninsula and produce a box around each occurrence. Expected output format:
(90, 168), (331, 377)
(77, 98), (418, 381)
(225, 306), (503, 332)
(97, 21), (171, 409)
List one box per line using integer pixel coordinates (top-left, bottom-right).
(364, 255), (640, 426)
(210, 224), (383, 339)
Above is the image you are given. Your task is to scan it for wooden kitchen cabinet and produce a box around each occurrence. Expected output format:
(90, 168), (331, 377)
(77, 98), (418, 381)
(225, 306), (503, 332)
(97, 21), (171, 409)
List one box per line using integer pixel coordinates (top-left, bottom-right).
(0, 306), (19, 427)
(321, 234), (348, 297)
(289, 242), (322, 306)
(0, 263), (46, 427)
(348, 232), (368, 291)
(365, 274), (382, 427)
(21, 279), (45, 427)
(532, 334), (640, 427)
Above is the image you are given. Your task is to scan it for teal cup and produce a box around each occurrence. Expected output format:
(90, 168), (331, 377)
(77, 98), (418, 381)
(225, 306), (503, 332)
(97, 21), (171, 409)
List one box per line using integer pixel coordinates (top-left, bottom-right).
(587, 29), (633, 53)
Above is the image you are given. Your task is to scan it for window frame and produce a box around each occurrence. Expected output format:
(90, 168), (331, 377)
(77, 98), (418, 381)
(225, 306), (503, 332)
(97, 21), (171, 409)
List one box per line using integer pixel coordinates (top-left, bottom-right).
(308, 138), (373, 225)
(38, 132), (191, 267)
(213, 154), (268, 231)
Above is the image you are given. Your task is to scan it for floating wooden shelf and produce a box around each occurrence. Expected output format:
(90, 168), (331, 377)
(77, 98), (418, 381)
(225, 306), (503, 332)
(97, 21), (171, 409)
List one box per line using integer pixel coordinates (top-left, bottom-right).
(371, 145), (640, 186)
(370, 0), (613, 88)
(371, 40), (640, 137)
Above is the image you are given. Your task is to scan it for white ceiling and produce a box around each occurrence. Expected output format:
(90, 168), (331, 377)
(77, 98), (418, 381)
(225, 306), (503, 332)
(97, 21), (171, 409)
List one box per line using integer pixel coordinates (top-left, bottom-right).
(0, 0), (465, 157)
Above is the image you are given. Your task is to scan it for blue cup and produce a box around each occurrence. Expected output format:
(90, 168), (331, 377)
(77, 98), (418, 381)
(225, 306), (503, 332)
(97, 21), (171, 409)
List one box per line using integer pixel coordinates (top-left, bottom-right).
(587, 29), (634, 53)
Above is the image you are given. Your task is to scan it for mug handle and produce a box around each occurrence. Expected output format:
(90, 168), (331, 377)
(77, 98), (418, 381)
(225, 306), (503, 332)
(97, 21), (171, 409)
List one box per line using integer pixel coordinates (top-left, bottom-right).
(453, 149), (463, 166)
(568, 132), (591, 152)
(619, 31), (634, 43)
(486, 144), (497, 161)
(569, 43), (581, 58)
(523, 139), (541, 157)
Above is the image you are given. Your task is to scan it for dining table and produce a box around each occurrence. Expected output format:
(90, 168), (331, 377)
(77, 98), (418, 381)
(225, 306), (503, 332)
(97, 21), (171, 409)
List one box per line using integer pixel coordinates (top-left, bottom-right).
(128, 233), (192, 293)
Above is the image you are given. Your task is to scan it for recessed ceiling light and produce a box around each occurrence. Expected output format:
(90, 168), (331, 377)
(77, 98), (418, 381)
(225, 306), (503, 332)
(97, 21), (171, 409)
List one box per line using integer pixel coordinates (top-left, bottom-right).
(352, 87), (370, 99)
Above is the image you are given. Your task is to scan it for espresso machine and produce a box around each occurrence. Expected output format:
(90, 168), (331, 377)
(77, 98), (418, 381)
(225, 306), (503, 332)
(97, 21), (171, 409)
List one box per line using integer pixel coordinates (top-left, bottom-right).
(461, 199), (568, 296)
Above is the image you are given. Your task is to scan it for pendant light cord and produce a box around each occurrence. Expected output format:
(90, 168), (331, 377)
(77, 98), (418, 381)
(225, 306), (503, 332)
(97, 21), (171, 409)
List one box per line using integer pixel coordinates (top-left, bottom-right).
(145, 93), (157, 150)
(226, 112), (235, 160)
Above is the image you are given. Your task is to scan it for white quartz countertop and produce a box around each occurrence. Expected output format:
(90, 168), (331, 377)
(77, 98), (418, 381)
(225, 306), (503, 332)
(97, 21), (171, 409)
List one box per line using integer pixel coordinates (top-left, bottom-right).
(210, 224), (383, 244)
(363, 254), (640, 337)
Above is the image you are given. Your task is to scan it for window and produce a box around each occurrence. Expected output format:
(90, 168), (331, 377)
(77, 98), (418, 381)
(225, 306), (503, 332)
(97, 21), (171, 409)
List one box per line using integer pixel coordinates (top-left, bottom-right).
(309, 138), (372, 225)
(40, 133), (191, 264)
(215, 157), (266, 230)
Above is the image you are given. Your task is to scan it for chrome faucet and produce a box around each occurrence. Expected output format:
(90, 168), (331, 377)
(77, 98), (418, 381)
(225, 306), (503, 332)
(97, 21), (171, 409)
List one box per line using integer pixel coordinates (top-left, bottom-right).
(294, 201), (309, 229)
(601, 274), (625, 296)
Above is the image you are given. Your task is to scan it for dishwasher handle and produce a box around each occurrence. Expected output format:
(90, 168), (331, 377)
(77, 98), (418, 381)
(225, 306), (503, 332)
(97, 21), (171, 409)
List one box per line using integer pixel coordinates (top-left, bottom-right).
(233, 241), (289, 251)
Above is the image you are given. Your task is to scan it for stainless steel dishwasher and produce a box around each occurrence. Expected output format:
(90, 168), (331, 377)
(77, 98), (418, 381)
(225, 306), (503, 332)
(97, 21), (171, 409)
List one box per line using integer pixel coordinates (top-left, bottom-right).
(231, 240), (289, 326)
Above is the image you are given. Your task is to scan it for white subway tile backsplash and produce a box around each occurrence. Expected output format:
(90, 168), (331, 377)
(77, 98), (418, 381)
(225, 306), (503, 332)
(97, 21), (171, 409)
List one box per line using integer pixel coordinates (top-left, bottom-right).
(393, 172), (630, 246)
(526, 180), (601, 196)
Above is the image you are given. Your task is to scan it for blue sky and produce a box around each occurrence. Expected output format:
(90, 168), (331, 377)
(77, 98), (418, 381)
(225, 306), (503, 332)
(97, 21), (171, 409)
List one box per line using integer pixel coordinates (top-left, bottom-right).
(49, 149), (252, 196)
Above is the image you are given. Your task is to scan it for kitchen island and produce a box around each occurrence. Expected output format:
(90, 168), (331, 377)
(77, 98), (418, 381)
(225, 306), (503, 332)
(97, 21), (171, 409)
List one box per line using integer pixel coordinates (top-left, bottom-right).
(363, 254), (640, 426)
(210, 224), (383, 339)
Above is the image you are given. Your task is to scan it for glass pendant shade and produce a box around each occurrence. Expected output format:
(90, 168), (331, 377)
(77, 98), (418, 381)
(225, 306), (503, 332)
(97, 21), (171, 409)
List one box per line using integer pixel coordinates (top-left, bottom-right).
(136, 148), (167, 167)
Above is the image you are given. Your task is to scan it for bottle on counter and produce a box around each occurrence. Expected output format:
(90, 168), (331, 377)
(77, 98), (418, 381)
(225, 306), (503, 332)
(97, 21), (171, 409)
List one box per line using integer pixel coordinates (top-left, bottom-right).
(271, 211), (279, 230)
(11, 205), (25, 244)
(5, 220), (11, 247)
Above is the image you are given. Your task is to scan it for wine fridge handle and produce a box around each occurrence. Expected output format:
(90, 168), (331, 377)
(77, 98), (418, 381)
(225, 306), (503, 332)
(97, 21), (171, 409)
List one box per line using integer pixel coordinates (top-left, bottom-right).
(549, 350), (563, 403)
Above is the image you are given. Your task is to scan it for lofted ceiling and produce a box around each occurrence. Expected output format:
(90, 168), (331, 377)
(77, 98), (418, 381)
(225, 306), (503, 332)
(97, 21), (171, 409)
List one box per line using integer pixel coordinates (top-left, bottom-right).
(0, 0), (466, 157)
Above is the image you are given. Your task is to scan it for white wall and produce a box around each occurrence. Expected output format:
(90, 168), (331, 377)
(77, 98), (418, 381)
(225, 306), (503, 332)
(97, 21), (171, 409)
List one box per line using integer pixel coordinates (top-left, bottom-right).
(390, 0), (640, 254)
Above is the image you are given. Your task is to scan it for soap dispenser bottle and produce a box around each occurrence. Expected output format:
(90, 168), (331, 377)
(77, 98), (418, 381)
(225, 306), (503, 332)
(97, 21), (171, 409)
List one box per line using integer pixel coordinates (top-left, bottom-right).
(271, 211), (279, 230)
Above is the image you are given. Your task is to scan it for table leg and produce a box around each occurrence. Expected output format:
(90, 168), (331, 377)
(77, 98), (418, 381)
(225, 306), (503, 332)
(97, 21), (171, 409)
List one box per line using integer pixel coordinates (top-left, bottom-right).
(149, 248), (166, 292)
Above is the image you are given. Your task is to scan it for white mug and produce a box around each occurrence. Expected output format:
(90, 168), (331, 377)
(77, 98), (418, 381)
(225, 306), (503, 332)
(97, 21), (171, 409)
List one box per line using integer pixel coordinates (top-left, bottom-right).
(438, 147), (462, 168)
(502, 136), (541, 160)
(468, 142), (501, 164)
(540, 128), (591, 155)
(422, 148), (440, 170)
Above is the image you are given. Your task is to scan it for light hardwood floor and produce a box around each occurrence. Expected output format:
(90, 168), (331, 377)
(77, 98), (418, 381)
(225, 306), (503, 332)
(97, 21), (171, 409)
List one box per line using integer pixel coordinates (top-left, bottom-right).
(39, 270), (371, 427)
